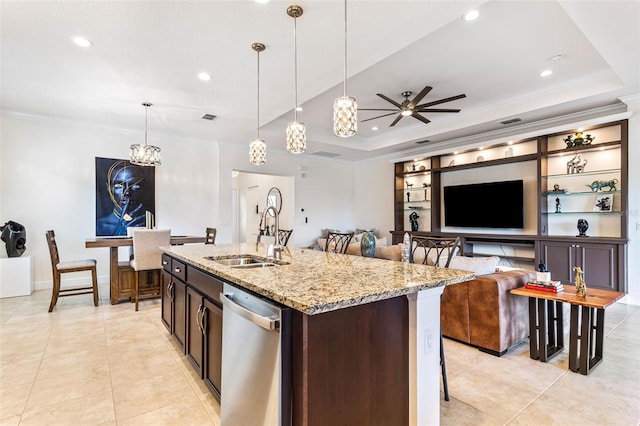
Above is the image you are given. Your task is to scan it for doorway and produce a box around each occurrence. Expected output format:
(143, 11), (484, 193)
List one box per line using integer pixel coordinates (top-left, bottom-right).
(232, 171), (295, 245)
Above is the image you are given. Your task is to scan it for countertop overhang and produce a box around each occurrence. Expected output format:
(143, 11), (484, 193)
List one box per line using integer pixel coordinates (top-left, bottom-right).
(160, 243), (474, 315)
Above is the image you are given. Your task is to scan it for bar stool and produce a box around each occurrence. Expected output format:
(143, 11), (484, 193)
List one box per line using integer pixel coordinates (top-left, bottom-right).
(278, 229), (293, 247)
(46, 230), (98, 312)
(205, 227), (217, 244)
(130, 229), (170, 311)
(324, 231), (354, 254)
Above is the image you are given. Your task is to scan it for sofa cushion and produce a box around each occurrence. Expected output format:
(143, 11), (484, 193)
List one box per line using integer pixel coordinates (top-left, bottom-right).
(449, 256), (500, 276)
(374, 244), (403, 261)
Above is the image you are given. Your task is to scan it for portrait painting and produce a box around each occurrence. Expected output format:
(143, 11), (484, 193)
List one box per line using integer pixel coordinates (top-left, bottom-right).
(95, 157), (155, 236)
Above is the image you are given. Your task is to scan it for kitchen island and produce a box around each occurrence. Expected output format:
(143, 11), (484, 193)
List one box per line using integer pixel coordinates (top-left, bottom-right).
(160, 243), (473, 425)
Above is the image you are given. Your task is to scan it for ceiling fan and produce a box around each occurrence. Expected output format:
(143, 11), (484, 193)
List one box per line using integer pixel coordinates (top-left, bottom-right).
(359, 85), (466, 126)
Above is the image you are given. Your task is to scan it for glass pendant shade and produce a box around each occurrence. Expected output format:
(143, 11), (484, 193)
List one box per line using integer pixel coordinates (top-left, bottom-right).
(286, 121), (306, 154)
(130, 103), (161, 166)
(333, 95), (357, 137)
(249, 138), (266, 165)
(129, 144), (161, 166)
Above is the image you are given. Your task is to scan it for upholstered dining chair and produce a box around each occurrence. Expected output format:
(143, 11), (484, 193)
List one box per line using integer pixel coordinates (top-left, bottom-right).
(409, 235), (461, 267)
(205, 227), (217, 245)
(278, 229), (293, 247)
(46, 230), (99, 312)
(324, 231), (354, 254)
(408, 235), (462, 402)
(130, 229), (170, 311)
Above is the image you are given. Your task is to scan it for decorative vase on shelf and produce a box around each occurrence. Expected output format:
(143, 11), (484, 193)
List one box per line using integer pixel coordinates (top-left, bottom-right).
(360, 230), (376, 257)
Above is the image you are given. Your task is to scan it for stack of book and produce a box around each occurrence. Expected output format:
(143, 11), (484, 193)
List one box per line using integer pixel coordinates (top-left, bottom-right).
(524, 280), (565, 293)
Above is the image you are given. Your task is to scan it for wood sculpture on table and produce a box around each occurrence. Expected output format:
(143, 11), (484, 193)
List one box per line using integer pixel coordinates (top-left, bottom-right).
(573, 266), (587, 297)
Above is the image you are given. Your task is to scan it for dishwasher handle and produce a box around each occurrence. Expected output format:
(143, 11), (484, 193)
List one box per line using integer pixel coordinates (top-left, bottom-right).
(220, 293), (280, 331)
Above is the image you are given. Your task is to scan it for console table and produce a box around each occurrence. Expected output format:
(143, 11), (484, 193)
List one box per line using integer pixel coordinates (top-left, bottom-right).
(86, 235), (205, 304)
(511, 285), (623, 375)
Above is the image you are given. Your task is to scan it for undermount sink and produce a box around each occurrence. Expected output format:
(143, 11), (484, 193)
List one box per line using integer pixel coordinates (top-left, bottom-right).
(206, 255), (289, 269)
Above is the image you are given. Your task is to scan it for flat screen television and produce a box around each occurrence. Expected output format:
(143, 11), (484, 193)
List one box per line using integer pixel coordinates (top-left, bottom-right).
(444, 180), (524, 229)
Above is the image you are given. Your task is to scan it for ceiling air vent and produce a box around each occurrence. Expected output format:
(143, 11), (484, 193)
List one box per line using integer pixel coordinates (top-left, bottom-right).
(500, 117), (522, 125)
(201, 114), (217, 121)
(310, 151), (340, 158)
(415, 140), (430, 144)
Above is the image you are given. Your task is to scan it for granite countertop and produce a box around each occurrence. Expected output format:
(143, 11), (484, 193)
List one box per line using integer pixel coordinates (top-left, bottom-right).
(161, 243), (474, 315)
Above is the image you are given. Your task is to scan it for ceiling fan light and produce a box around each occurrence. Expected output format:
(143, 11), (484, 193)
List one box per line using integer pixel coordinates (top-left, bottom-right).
(249, 138), (266, 165)
(333, 96), (358, 137)
(286, 121), (306, 154)
(401, 109), (413, 117)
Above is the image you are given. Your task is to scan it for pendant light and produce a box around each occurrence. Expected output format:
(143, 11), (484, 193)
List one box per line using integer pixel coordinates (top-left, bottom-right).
(286, 5), (306, 154)
(129, 103), (161, 166)
(249, 42), (267, 165)
(333, 0), (357, 137)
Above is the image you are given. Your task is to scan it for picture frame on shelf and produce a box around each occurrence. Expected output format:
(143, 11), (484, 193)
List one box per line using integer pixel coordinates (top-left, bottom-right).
(594, 194), (613, 212)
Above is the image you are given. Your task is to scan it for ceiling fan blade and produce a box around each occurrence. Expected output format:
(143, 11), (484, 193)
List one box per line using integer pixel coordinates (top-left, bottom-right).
(411, 112), (431, 125)
(410, 85), (433, 107)
(357, 108), (399, 111)
(376, 93), (403, 108)
(361, 112), (399, 122)
(415, 108), (461, 113)
(389, 114), (404, 127)
(416, 94), (466, 109)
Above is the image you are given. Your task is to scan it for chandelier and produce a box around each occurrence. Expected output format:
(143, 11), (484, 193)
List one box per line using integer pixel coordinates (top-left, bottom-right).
(130, 103), (161, 166)
(286, 5), (306, 154)
(249, 42), (267, 165)
(333, 0), (357, 137)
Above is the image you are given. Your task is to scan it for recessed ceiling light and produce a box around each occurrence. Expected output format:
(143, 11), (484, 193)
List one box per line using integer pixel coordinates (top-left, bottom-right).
(372, 126), (378, 131)
(71, 36), (93, 48)
(453, 151), (458, 155)
(296, 106), (303, 112)
(508, 141), (513, 145)
(198, 72), (211, 81)
(463, 10), (479, 21)
(540, 69), (553, 77)
(255, 0), (270, 3)
(478, 147), (484, 150)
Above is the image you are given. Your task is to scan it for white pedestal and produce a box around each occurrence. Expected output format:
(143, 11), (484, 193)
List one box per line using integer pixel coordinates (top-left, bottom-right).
(408, 285), (445, 426)
(0, 256), (34, 298)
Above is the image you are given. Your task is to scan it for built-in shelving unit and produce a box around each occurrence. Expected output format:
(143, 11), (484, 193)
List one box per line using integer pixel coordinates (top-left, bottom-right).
(392, 120), (628, 292)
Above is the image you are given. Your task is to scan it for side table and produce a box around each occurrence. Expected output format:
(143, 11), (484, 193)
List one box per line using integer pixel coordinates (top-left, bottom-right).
(511, 285), (623, 375)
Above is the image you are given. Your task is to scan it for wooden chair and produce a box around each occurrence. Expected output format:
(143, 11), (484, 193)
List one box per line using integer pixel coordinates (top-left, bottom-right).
(408, 235), (461, 402)
(130, 229), (170, 311)
(409, 235), (461, 267)
(325, 231), (354, 254)
(278, 229), (293, 247)
(46, 230), (98, 312)
(205, 227), (217, 245)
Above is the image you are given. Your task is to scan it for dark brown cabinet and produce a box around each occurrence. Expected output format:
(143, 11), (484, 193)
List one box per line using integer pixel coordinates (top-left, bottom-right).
(539, 240), (622, 291)
(161, 255), (223, 399)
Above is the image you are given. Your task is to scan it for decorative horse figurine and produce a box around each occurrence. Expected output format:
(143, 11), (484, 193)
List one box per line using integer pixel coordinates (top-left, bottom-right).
(406, 180), (413, 189)
(573, 266), (587, 297)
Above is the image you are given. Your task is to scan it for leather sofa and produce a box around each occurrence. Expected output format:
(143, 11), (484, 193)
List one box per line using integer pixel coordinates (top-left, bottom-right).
(441, 269), (536, 356)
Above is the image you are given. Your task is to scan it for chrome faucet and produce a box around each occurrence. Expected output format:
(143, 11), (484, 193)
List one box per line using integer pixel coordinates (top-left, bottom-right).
(260, 206), (282, 260)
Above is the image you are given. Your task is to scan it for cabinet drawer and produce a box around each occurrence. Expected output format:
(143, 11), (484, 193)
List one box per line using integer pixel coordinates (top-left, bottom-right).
(188, 266), (224, 304)
(171, 259), (187, 281)
(162, 254), (172, 272)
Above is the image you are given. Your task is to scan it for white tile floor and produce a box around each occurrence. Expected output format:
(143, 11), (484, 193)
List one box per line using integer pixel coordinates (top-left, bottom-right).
(1, 288), (639, 425)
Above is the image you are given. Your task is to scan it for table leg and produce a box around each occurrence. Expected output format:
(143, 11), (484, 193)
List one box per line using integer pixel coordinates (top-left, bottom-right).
(569, 305), (579, 372)
(529, 298), (563, 362)
(110, 246), (118, 305)
(569, 305), (606, 375)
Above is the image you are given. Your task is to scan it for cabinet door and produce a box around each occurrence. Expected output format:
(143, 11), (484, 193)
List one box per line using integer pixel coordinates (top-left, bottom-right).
(540, 241), (575, 283)
(577, 243), (618, 291)
(173, 278), (187, 352)
(161, 270), (172, 332)
(186, 287), (204, 377)
(203, 298), (223, 399)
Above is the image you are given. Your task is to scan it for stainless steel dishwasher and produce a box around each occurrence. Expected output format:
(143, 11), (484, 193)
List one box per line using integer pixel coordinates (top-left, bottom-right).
(220, 283), (291, 426)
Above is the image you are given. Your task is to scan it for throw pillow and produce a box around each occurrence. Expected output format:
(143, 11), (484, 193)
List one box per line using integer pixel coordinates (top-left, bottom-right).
(448, 256), (500, 276)
(346, 242), (362, 256)
(375, 245), (402, 261)
(317, 238), (328, 251)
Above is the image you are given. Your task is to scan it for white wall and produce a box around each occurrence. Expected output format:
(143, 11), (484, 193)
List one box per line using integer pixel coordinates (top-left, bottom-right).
(353, 158), (395, 240)
(0, 114), (217, 288)
(624, 109), (639, 303)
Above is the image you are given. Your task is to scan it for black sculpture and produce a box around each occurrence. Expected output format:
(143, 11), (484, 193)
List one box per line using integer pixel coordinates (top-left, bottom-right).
(0, 221), (27, 257)
(409, 212), (419, 232)
(577, 219), (589, 237)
